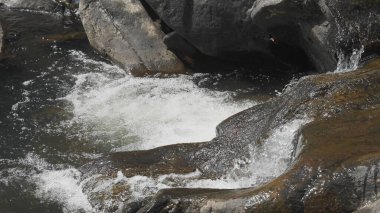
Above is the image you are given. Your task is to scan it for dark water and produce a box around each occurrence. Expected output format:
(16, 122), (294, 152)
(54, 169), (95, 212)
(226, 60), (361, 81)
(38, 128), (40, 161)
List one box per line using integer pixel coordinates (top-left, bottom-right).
(0, 10), (300, 213)
(0, 11), (96, 212)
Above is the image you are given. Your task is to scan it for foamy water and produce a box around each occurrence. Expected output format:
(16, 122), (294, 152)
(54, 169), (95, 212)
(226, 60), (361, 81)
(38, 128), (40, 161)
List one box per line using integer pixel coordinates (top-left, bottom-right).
(4, 90), (308, 213)
(335, 45), (364, 72)
(3, 48), (308, 212)
(75, 118), (310, 211)
(0, 154), (94, 213)
(62, 50), (254, 150)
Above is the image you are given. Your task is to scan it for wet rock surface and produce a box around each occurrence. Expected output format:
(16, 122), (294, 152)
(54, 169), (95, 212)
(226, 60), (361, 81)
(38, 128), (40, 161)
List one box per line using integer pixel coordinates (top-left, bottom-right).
(139, 107), (380, 213)
(144, 0), (380, 72)
(0, 0), (62, 12)
(80, 59), (380, 211)
(79, 0), (185, 76)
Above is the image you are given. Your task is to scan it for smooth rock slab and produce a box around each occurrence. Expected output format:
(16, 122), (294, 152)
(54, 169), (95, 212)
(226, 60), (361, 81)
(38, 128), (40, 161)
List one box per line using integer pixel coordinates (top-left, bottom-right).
(135, 59), (380, 213)
(81, 58), (380, 212)
(79, 0), (185, 76)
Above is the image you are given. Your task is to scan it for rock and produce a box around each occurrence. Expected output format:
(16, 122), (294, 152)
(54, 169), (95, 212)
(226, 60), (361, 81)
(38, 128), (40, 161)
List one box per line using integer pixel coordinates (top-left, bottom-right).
(140, 108), (380, 212)
(143, 0), (257, 57)
(163, 32), (198, 64)
(0, 21), (3, 56)
(80, 58), (380, 212)
(355, 199), (380, 213)
(0, 0), (63, 12)
(135, 59), (380, 212)
(79, 0), (185, 76)
(143, 0), (380, 72)
(54, 0), (80, 16)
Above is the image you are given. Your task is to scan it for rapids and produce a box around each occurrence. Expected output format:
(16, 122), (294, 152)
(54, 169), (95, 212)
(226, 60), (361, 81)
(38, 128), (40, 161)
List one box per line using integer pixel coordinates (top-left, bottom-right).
(1, 7), (365, 212)
(0, 10), (298, 212)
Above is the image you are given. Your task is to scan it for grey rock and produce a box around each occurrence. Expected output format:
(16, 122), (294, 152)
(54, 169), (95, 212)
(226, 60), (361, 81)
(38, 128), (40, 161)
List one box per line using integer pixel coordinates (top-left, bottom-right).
(163, 32), (198, 59)
(144, 0), (258, 57)
(144, 0), (380, 72)
(355, 199), (380, 213)
(0, 0), (62, 12)
(79, 0), (185, 76)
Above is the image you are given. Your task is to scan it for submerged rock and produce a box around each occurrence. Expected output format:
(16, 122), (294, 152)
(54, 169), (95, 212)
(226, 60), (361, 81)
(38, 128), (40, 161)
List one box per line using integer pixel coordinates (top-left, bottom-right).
(41, 31), (87, 43)
(81, 58), (380, 211)
(79, 0), (185, 76)
(0, 0), (63, 12)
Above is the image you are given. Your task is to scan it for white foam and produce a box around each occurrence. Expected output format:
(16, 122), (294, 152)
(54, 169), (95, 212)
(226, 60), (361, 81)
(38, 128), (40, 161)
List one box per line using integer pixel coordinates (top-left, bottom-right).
(5, 83), (309, 212)
(244, 118), (310, 184)
(89, 118), (311, 206)
(335, 45), (364, 73)
(62, 51), (254, 150)
(11, 89), (30, 111)
(10, 153), (94, 213)
(34, 169), (94, 213)
(186, 118), (311, 189)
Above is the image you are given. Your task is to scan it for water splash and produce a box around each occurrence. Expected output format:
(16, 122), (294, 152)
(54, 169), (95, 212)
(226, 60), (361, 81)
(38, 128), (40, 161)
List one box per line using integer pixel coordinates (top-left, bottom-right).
(34, 168), (94, 213)
(62, 50), (254, 151)
(78, 118), (310, 210)
(335, 45), (364, 72)
(0, 153), (94, 213)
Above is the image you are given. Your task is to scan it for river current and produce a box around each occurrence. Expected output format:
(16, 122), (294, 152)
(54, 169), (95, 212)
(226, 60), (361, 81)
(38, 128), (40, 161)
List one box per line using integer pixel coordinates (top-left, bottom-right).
(0, 11), (309, 212)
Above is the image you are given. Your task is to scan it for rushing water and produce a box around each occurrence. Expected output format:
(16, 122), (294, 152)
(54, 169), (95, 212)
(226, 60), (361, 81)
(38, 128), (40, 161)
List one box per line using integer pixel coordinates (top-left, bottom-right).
(335, 45), (365, 72)
(0, 11), (309, 212)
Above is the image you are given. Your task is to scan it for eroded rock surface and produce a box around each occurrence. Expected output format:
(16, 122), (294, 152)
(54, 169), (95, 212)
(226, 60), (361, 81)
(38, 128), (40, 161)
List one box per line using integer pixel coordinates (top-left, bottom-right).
(0, 0), (62, 12)
(134, 60), (380, 212)
(80, 57), (380, 211)
(79, 0), (185, 76)
(139, 107), (380, 213)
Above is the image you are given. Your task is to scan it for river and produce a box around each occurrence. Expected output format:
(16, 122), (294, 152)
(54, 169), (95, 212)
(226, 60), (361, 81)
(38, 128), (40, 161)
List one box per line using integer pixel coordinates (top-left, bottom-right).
(0, 11), (305, 212)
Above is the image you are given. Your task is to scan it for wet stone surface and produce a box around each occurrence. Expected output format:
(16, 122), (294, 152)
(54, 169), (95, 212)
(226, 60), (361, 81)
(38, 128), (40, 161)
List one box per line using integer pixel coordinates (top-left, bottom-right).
(82, 59), (380, 212)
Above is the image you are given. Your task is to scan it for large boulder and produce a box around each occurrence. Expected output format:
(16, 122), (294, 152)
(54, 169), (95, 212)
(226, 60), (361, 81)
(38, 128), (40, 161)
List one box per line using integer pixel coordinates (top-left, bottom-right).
(144, 0), (380, 72)
(0, 0), (62, 12)
(79, 0), (185, 76)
